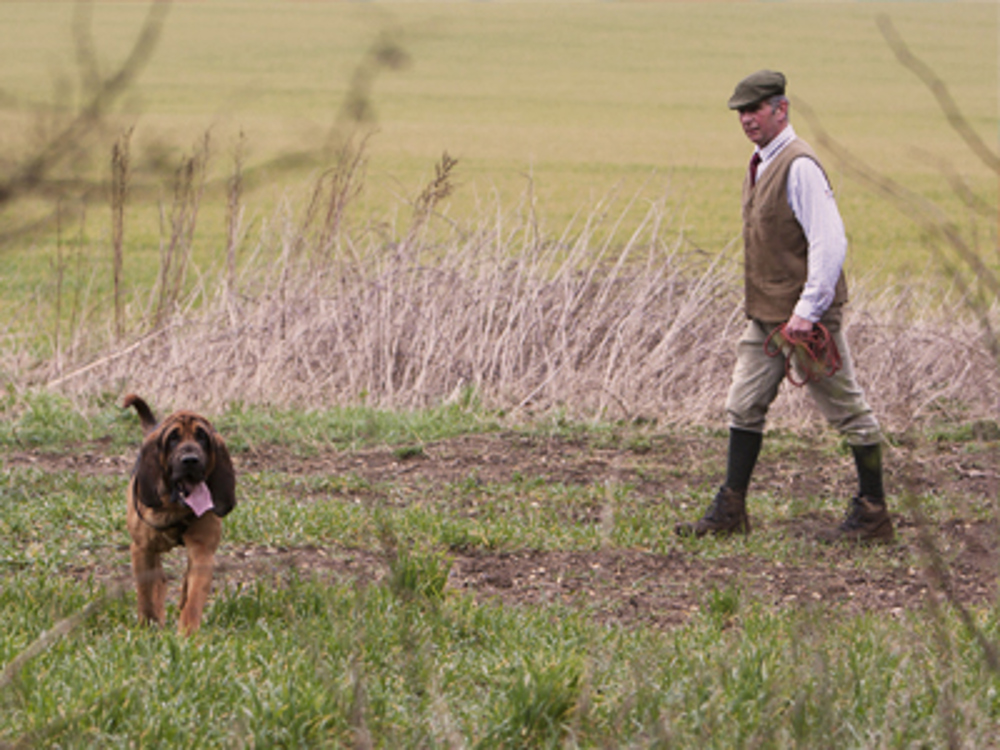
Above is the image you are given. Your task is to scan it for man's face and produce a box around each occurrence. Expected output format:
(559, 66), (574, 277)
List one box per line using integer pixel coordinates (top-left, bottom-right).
(738, 98), (788, 148)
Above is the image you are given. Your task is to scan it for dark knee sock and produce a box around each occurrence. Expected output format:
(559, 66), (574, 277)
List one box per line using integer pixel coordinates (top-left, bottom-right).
(725, 428), (763, 492)
(851, 443), (885, 503)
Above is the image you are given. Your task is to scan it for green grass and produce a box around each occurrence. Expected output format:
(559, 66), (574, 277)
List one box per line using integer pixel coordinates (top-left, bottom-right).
(0, 388), (498, 454)
(0, 468), (121, 572)
(3, 571), (999, 746)
(2, 393), (1000, 746)
(219, 389), (495, 453)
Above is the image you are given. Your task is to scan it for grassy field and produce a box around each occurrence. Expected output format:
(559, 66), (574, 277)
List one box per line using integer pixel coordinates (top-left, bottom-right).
(0, 1), (994, 304)
(1, 394), (999, 747)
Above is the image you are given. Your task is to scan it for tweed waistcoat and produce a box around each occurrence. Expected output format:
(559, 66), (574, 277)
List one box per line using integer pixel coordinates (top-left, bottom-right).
(741, 138), (847, 324)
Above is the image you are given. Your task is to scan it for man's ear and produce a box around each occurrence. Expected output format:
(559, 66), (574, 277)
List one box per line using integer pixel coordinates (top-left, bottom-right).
(776, 98), (790, 122)
(207, 436), (237, 518)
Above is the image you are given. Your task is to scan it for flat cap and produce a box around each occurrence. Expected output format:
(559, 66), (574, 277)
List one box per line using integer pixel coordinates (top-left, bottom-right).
(727, 70), (786, 110)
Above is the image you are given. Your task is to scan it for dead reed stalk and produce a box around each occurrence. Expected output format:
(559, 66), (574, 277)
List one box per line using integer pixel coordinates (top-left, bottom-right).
(51, 204), (66, 374)
(226, 130), (246, 295)
(30, 179), (1000, 432)
(152, 133), (210, 330)
(1, 96), (994, 432)
(111, 127), (133, 342)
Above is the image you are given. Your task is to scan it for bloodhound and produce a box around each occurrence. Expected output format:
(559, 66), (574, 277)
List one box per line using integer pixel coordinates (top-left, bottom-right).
(123, 394), (237, 635)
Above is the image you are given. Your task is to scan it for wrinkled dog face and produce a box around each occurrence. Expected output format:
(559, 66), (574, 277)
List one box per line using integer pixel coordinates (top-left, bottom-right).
(161, 415), (216, 503)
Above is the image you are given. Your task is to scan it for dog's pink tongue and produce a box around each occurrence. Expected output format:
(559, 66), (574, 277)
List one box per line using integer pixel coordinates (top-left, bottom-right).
(184, 482), (214, 517)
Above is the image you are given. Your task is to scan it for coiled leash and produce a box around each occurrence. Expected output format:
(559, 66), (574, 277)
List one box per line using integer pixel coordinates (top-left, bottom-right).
(764, 322), (842, 387)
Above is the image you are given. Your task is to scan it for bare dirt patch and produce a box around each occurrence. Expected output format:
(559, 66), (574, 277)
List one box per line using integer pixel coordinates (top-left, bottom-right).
(8, 430), (999, 628)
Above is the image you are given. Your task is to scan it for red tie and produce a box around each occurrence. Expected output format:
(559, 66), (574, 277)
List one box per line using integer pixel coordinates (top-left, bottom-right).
(749, 152), (762, 187)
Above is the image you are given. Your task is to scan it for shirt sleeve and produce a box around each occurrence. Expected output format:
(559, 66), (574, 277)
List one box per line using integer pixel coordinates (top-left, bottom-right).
(786, 157), (847, 322)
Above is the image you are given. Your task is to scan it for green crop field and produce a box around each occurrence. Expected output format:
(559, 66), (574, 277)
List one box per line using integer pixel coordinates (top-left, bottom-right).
(0, 1), (994, 298)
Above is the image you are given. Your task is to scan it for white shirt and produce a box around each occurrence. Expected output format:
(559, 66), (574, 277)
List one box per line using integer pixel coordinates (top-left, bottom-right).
(753, 124), (847, 322)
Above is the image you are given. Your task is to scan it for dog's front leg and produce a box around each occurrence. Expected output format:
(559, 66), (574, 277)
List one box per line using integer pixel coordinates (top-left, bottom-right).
(131, 543), (167, 627)
(178, 516), (221, 635)
(178, 545), (215, 635)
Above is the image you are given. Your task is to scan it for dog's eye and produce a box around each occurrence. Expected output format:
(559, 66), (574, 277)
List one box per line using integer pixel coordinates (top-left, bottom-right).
(165, 430), (181, 451)
(195, 427), (211, 451)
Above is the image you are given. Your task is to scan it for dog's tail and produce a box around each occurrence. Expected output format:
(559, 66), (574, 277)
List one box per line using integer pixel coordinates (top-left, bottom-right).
(122, 394), (158, 435)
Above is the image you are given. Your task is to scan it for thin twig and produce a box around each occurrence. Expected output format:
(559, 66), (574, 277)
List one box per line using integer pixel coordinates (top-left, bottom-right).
(0, 583), (128, 693)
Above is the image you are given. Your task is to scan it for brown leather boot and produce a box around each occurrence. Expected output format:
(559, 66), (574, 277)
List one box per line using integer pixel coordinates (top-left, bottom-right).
(817, 496), (895, 545)
(675, 487), (750, 537)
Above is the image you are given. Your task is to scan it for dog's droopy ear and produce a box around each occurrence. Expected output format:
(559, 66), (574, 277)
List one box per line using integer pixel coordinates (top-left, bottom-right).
(133, 438), (165, 508)
(207, 434), (237, 517)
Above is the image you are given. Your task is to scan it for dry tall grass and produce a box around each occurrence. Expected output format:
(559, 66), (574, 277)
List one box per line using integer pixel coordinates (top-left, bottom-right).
(17, 148), (998, 433)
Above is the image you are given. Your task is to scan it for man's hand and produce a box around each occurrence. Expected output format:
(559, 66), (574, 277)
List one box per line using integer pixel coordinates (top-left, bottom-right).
(784, 314), (814, 338)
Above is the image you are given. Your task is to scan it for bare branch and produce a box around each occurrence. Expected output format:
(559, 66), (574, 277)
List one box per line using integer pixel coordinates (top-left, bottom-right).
(2, 0), (170, 198)
(795, 97), (1000, 301)
(0, 0), (172, 245)
(877, 14), (1000, 175)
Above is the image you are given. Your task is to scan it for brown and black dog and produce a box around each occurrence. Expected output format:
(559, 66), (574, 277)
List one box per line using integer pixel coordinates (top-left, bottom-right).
(123, 394), (237, 635)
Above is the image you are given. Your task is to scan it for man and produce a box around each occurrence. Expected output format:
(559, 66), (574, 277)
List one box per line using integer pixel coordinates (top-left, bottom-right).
(675, 70), (894, 544)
